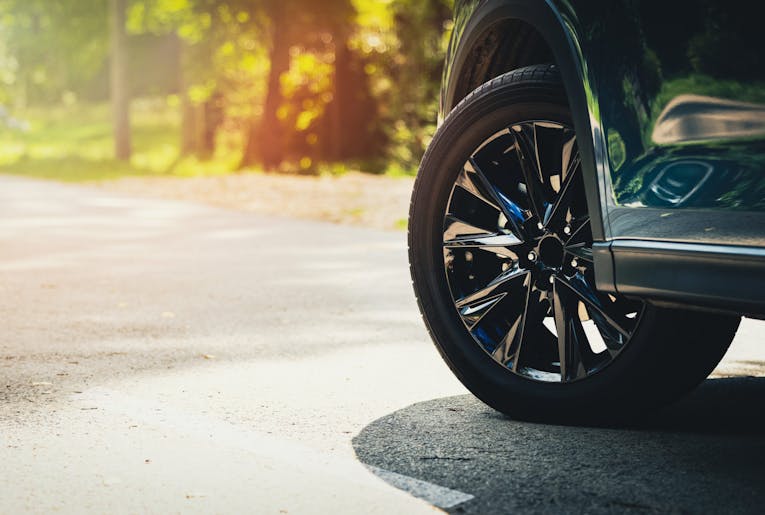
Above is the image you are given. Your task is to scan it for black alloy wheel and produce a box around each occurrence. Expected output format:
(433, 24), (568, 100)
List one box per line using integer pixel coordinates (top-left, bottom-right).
(443, 120), (643, 383)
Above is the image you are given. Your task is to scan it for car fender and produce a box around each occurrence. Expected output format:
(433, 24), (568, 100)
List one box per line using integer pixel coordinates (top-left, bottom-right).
(443, 0), (611, 242)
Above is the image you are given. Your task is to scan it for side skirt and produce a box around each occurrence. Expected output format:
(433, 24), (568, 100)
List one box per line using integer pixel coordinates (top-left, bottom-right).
(593, 240), (765, 316)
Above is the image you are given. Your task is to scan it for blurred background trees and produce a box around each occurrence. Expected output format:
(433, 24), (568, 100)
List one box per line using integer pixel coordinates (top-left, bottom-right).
(0, 0), (454, 177)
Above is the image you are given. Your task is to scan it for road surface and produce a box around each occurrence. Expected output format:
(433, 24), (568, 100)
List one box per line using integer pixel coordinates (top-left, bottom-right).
(1, 176), (763, 513)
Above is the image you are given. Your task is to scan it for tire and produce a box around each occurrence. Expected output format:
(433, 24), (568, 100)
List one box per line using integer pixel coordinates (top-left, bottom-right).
(408, 65), (740, 423)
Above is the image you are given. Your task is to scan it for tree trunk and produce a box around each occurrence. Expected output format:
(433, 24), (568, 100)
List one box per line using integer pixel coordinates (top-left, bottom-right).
(180, 99), (197, 156)
(109, 0), (131, 161)
(240, 4), (290, 170)
(327, 31), (351, 161)
(200, 91), (223, 159)
(178, 39), (196, 156)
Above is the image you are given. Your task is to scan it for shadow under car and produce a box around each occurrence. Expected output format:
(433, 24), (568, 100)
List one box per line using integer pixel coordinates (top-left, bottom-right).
(353, 377), (765, 514)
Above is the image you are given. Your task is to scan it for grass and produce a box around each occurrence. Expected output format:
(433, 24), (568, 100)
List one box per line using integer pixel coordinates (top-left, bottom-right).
(0, 100), (244, 182)
(0, 100), (420, 183)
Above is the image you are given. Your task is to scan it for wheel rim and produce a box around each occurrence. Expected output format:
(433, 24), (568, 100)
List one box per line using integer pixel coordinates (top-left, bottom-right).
(443, 120), (645, 383)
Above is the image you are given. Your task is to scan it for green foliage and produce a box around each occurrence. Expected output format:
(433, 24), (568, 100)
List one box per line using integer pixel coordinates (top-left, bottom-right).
(0, 0), (455, 176)
(0, 101), (242, 181)
(354, 0), (453, 169)
(0, 0), (107, 105)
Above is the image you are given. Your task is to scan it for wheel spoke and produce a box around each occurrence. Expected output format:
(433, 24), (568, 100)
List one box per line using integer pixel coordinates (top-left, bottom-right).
(490, 279), (531, 364)
(588, 293), (641, 350)
(564, 217), (590, 245)
(552, 279), (586, 382)
(557, 274), (631, 338)
(543, 154), (581, 228)
(511, 123), (549, 221)
(571, 314), (613, 370)
(509, 290), (547, 371)
(443, 214), (493, 240)
(454, 165), (501, 212)
(444, 232), (522, 249)
(466, 158), (526, 239)
(455, 267), (529, 310)
(565, 243), (594, 263)
(444, 232), (523, 259)
(457, 268), (530, 334)
(458, 293), (506, 330)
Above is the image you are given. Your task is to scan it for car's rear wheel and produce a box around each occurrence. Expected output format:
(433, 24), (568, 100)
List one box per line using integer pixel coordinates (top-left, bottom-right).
(409, 65), (740, 423)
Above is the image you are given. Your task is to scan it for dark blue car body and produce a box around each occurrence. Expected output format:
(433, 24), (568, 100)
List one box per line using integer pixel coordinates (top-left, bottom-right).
(441, 0), (765, 315)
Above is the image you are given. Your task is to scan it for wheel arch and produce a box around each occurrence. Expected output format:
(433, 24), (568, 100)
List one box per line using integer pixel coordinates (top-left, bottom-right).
(443, 0), (608, 241)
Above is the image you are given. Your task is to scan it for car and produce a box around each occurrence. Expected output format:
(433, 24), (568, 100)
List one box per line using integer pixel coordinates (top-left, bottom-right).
(408, 0), (765, 423)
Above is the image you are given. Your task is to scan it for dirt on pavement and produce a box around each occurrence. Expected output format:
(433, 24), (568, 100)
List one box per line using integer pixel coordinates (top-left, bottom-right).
(98, 172), (416, 231)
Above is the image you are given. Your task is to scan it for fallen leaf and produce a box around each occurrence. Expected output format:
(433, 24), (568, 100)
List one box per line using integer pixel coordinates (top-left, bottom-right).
(202, 354), (215, 360)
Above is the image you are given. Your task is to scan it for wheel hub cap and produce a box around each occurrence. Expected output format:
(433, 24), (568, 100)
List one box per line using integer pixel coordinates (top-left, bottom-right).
(536, 235), (565, 269)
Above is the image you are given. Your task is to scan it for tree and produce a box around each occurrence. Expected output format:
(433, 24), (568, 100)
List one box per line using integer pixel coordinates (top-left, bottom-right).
(110, 0), (131, 160)
(238, 0), (373, 169)
(388, 0), (452, 167)
(349, 0), (453, 170)
(127, 0), (270, 160)
(239, 0), (291, 170)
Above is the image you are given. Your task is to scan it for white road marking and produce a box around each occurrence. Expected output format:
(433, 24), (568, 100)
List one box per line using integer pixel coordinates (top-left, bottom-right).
(73, 387), (474, 510)
(366, 466), (474, 509)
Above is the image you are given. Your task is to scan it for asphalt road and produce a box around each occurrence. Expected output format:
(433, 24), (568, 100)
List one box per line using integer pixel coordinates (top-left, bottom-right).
(1, 176), (763, 514)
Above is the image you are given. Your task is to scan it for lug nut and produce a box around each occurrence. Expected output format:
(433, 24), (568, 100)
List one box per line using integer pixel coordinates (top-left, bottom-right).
(563, 225), (572, 235)
(527, 251), (537, 262)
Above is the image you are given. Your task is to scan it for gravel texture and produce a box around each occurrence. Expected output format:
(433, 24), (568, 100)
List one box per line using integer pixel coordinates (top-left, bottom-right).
(98, 172), (416, 231)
